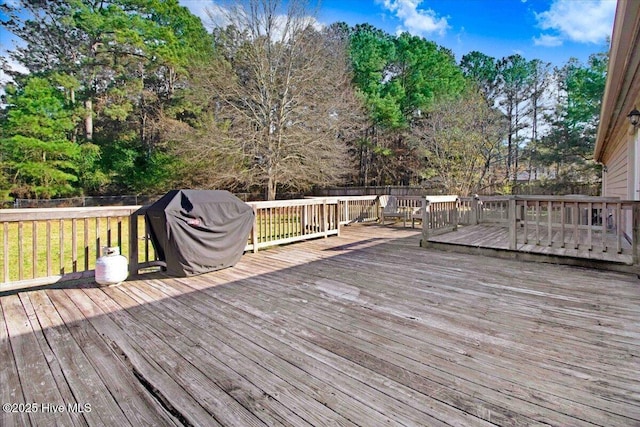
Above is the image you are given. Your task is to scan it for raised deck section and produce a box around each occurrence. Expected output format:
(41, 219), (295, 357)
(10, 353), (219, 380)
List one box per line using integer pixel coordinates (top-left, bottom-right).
(2, 224), (639, 426)
(426, 223), (637, 272)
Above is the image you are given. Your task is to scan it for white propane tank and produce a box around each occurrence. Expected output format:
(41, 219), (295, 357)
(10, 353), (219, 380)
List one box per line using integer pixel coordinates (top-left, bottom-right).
(95, 246), (128, 286)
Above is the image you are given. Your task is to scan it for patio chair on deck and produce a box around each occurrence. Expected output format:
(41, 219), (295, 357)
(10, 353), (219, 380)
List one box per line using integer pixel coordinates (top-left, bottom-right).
(379, 195), (409, 226)
(410, 204), (424, 229)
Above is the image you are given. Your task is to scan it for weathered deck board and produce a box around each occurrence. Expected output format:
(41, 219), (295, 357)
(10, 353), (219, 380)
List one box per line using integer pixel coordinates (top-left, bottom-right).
(1, 224), (639, 426)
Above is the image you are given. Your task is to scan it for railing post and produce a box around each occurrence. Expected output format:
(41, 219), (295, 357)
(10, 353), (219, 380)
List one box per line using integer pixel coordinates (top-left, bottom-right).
(336, 203), (341, 237)
(129, 210), (139, 276)
(322, 200), (328, 238)
(633, 203), (640, 266)
(251, 206), (258, 253)
(471, 195), (480, 225)
(301, 204), (308, 235)
(508, 197), (517, 250)
(343, 199), (349, 224)
(453, 198), (459, 231)
(421, 199), (431, 247)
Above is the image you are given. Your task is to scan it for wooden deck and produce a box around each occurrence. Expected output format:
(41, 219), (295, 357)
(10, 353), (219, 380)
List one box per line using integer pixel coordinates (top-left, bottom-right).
(2, 224), (639, 426)
(427, 224), (637, 270)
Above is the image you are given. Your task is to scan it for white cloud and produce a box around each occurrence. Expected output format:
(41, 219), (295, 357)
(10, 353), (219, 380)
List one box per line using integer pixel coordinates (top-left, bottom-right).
(533, 34), (563, 47)
(379, 0), (449, 37)
(535, 0), (616, 45)
(180, 1), (322, 37)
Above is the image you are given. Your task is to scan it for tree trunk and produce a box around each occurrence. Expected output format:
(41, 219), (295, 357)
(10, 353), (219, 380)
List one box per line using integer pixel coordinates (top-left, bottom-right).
(85, 99), (93, 141)
(266, 174), (277, 201)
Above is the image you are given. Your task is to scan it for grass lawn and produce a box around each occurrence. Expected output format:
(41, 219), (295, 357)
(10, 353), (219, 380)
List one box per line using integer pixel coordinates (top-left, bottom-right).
(1, 216), (152, 283)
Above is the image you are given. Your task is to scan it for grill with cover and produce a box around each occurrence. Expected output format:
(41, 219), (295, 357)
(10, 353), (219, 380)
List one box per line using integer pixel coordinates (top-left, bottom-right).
(145, 190), (254, 276)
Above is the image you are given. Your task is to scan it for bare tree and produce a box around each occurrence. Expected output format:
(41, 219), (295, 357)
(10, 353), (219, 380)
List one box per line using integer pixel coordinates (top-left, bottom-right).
(187, 0), (362, 199)
(416, 89), (507, 196)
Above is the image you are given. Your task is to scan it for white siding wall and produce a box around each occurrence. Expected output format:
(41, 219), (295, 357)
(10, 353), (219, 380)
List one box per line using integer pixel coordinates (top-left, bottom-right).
(603, 133), (630, 199)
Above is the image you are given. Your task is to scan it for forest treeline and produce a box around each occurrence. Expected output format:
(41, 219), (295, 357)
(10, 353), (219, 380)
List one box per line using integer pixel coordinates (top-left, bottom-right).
(0, 0), (607, 200)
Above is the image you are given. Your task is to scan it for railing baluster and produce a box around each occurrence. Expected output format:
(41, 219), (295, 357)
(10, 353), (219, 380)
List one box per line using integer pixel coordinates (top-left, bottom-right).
(559, 201), (565, 248)
(523, 200), (528, 244)
(18, 222), (23, 280)
(96, 217), (101, 262)
(72, 218), (77, 272)
(46, 220), (52, 277)
(616, 203), (622, 254)
(117, 217), (123, 251)
(32, 221), (38, 278)
(535, 201), (541, 245)
(107, 216), (112, 247)
(3, 222), (8, 283)
(59, 219), (64, 275)
(508, 198), (517, 250)
(142, 217), (150, 264)
(602, 202), (608, 252)
(84, 218), (89, 271)
(547, 201), (553, 247)
(2, 221), (10, 283)
(587, 202), (593, 251)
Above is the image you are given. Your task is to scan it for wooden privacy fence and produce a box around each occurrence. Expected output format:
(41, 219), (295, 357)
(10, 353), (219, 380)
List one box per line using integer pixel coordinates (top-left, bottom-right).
(1, 196), (381, 289)
(457, 196), (640, 264)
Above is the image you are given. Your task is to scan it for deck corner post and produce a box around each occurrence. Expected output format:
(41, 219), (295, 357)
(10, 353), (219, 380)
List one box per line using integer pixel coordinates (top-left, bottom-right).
(471, 195), (480, 225)
(128, 210), (139, 276)
(251, 205), (259, 253)
(422, 199), (431, 243)
(508, 197), (517, 250)
(343, 198), (349, 225)
(453, 198), (459, 231)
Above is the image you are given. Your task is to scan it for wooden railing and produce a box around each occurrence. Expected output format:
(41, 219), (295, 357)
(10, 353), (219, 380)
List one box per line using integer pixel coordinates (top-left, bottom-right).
(512, 197), (639, 257)
(128, 198), (342, 274)
(459, 196), (511, 225)
(0, 206), (143, 288)
(420, 196), (459, 240)
(456, 196), (640, 265)
(313, 196), (379, 225)
(2, 197), (372, 289)
(245, 198), (340, 252)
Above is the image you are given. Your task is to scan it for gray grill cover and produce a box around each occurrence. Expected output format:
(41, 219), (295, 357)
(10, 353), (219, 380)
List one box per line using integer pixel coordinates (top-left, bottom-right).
(145, 190), (254, 276)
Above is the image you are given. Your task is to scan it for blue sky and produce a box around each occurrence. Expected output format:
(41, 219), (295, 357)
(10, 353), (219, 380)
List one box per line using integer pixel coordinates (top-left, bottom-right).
(318, 0), (615, 65)
(0, 0), (617, 84)
(181, 0), (616, 66)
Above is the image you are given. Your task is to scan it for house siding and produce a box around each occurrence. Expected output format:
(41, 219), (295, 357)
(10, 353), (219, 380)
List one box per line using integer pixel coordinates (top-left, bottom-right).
(594, 0), (640, 201)
(603, 131), (630, 198)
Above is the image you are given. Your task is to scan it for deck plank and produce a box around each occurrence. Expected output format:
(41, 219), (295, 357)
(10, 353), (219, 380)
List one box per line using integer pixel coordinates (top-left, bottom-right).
(1, 294), (77, 426)
(42, 289), (180, 426)
(63, 288), (218, 427)
(83, 287), (261, 427)
(218, 277), (606, 426)
(0, 225), (638, 426)
(0, 300), (29, 427)
(104, 283), (324, 427)
(25, 291), (131, 426)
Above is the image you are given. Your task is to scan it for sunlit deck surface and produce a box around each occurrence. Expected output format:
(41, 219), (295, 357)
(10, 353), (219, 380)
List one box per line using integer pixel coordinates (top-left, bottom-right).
(2, 224), (639, 426)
